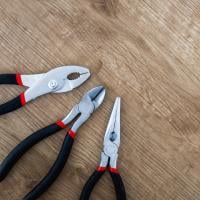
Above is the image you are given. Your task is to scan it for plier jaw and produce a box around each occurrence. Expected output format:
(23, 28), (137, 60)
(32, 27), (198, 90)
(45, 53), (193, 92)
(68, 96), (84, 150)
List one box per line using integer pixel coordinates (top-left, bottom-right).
(53, 66), (90, 93)
(21, 65), (90, 90)
(61, 86), (106, 133)
(24, 65), (90, 102)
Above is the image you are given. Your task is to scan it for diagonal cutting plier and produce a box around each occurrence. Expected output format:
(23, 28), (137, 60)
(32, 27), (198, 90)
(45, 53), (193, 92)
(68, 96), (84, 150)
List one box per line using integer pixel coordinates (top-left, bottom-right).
(80, 97), (126, 200)
(0, 86), (106, 200)
(0, 65), (90, 115)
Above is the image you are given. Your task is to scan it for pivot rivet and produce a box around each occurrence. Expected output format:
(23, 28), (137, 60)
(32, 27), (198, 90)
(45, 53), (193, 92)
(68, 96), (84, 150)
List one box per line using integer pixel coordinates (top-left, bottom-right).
(48, 80), (58, 89)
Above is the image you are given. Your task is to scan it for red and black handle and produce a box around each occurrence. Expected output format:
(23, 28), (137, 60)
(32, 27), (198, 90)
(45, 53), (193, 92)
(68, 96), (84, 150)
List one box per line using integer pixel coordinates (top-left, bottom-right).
(0, 120), (66, 181)
(109, 170), (126, 200)
(80, 167), (126, 200)
(0, 73), (26, 115)
(0, 74), (23, 85)
(23, 130), (76, 200)
(80, 169), (105, 200)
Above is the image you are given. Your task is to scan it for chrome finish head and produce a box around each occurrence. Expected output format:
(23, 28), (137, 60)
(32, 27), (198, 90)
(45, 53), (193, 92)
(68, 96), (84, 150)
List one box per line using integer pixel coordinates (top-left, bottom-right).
(24, 66), (90, 102)
(104, 97), (121, 148)
(53, 66), (90, 93)
(100, 97), (121, 168)
(82, 85), (106, 110)
(62, 86), (106, 133)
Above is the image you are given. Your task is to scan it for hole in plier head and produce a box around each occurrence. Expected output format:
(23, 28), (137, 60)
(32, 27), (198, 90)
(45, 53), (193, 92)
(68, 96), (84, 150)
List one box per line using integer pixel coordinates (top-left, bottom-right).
(67, 72), (80, 80)
(110, 132), (117, 142)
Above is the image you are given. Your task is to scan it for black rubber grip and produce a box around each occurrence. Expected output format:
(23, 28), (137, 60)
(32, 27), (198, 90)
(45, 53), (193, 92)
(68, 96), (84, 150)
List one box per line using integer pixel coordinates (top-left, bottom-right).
(0, 123), (63, 181)
(0, 95), (23, 115)
(110, 172), (126, 200)
(0, 74), (18, 84)
(23, 134), (74, 200)
(0, 74), (24, 115)
(80, 170), (105, 200)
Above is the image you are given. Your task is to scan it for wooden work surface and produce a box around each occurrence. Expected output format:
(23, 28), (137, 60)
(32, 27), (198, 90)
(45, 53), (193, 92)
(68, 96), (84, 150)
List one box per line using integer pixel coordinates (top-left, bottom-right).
(0, 0), (200, 199)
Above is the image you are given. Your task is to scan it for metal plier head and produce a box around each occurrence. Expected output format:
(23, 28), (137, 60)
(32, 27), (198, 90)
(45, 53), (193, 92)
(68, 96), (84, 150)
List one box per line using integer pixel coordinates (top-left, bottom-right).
(62, 86), (106, 133)
(24, 65), (90, 102)
(100, 97), (121, 169)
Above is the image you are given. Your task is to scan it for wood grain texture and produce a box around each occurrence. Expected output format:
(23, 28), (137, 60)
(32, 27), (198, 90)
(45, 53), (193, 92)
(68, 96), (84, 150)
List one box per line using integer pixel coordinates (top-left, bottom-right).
(0, 0), (200, 199)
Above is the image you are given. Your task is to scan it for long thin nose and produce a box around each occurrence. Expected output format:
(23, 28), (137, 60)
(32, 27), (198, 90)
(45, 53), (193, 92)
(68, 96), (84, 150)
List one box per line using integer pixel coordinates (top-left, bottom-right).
(104, 97), (121, 148)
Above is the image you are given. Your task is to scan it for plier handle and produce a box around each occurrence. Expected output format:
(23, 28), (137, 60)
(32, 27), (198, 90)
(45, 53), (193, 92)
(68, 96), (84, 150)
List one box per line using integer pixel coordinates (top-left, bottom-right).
(0, 86), (106, 200)
(0, 65), (90, 115)
(80, 97), (126, 200)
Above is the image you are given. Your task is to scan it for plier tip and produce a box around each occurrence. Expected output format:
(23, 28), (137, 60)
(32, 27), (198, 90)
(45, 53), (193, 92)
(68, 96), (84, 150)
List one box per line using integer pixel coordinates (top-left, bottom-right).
(104, 97), (121, 148)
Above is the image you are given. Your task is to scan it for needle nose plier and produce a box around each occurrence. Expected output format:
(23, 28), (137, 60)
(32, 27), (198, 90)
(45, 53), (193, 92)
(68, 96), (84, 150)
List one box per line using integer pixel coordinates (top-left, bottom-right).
(80, 97), (126, 200)
(0, 86), (106, 200)
(0, 65), (90, 115)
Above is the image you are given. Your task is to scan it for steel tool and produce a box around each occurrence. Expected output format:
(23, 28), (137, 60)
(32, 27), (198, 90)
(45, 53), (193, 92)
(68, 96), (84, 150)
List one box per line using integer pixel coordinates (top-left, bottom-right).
(80, 97), (126, 200)
(0, 65), (90, 115)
